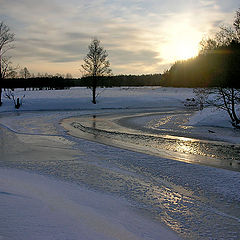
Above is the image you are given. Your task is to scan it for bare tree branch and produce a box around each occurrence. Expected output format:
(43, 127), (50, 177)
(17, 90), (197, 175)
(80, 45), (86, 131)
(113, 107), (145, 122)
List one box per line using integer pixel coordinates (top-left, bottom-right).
(0, 21), (15, 106)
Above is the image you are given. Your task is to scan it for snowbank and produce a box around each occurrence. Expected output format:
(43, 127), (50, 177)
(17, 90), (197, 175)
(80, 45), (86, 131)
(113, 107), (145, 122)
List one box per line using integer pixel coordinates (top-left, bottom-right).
(0, 168), (180, 240)
(189, 107), (233, 128)
(188, 107), (240, 143)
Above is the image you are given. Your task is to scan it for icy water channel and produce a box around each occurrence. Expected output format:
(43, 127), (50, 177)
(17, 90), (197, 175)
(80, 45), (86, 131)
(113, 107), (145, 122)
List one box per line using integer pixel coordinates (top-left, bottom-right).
(62, 109), (240, 239)
(63, 109), (240, 172)
(1, 109), (240, 240)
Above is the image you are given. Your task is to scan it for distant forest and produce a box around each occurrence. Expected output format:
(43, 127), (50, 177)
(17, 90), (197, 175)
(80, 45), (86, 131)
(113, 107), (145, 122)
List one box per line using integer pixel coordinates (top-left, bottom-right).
(0, 74), (162, 89)
(161, 9), (240, 89)
(161, 41), (240, 88)
(1, 38), (240, 89)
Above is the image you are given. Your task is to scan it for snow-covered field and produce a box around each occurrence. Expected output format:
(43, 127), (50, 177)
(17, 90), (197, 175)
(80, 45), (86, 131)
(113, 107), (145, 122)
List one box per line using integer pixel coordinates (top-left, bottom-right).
(1, 87), (237, 134)
(0, 87), (193, 111)
(0, 87), (240, 240)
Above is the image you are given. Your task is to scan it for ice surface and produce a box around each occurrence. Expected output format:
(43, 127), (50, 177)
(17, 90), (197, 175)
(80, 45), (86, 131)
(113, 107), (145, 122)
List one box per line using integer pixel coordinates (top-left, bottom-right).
(0, 168), (180, 240)
(0, 87), (240, 239)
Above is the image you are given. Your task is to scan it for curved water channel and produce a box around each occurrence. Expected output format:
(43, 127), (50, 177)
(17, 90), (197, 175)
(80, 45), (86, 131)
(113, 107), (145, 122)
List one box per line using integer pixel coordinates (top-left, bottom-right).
(1, 108), (240, 240)
(62, 108), (240, 172)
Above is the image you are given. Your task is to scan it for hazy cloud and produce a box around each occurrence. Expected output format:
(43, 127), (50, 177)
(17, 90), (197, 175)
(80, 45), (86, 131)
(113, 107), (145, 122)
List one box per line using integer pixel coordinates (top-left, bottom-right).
(0, 0), (239, 76)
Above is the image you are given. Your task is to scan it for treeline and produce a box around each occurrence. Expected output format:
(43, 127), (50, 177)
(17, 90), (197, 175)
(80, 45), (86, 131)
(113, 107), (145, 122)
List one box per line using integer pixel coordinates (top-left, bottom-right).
(0, 74), (162, 89)
(0, 76), (74, 89)
(80, 74), (162, 87)
(161, 8), (240, 88)
(161, 41), (240, 88)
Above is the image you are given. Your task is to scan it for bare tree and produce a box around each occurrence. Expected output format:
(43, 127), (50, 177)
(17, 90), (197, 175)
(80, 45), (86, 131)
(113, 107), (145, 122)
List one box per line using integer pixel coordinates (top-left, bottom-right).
(199, 26), (236, 55)
(1, 56), (17, 78)
(233, 8), (240, 40)
(81, 38), (112, 104)
(195, 9), (240, 128)
(193, 86), (240, 127)
(20, 67), (31, 79)
(0, 21), (15, 105)
(199, 9), (240, 55)
(193, 88), (210, 110)
(65, 73), (73, 79)
(199, 37), (218, 54)
(4, 89), (25, 109)
(215, 25), (236, 46)
(20, 67), (31, 91)
(207, 88), (240, 128)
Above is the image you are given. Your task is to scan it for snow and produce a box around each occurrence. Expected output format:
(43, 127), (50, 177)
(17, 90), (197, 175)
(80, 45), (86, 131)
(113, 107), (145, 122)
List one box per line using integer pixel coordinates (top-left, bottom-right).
(0, 87), (188, 240)
(189, 107), (233, 128)
(0, 87), (240, 239)
(1, 87), (238, 137)
(0, 168), (179, 240)
(188, 107), (240, 143)
(0, 87), (194, 112)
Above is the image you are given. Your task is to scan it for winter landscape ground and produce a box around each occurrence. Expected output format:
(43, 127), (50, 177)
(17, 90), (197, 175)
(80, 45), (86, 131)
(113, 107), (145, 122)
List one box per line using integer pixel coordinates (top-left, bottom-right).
(0, 87), (240, 240)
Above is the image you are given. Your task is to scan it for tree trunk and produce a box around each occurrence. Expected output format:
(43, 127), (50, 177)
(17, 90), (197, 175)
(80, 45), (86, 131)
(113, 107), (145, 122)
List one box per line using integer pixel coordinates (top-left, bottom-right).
(92, 86), (96, 104)
(0, 87), (2, 106)
(0, 59), (2, 106)
(220, 88), (235, 122)
(231, 88), (240, 125)
(92, 76), (97, 104)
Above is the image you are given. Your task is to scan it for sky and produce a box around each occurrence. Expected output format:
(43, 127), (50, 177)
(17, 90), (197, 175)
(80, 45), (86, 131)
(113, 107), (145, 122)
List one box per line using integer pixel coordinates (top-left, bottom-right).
(0, 0), (239, 77)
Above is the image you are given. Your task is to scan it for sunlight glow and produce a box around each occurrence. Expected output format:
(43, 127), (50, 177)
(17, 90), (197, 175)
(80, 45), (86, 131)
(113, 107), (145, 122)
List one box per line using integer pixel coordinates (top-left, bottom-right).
(163, 37), (200, 62)
(160, 21), (202, 63)
(174, 39), (199, 60)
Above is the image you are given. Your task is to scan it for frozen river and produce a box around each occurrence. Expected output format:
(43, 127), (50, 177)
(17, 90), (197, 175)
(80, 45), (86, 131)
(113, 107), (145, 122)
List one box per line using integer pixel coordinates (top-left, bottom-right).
(63, 108), (240, 172)
(1, 107), (240, 239)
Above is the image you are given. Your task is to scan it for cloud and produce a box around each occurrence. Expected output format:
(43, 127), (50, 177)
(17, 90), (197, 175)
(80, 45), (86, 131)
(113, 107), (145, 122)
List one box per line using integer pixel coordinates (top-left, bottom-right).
(110, 49), (160, 65)
(0, 0), (239, 76)
(109, 49), (163, 74)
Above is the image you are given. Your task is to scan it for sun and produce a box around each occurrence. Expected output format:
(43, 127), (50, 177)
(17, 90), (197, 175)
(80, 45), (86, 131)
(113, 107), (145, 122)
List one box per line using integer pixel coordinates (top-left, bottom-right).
(174, 39), (199, 60)
(161, 38), (199, 63)
(160, 22), (201, 63)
